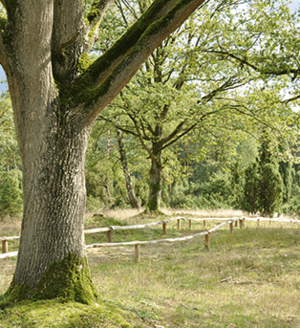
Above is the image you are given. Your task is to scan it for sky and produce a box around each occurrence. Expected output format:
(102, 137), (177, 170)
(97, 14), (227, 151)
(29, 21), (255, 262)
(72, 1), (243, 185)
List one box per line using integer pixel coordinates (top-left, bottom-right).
(0, 0), (299, 93)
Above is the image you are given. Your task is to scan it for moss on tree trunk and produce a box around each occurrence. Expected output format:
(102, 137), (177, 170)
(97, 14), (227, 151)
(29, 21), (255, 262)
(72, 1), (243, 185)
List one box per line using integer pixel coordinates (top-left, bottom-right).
(5, 253), (97, 305)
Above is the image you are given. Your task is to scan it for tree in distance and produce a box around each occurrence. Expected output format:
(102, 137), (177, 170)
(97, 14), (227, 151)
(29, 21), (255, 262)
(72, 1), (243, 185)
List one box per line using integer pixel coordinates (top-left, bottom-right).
(243, 130), (284, 217)
(100, 2), (253, 213)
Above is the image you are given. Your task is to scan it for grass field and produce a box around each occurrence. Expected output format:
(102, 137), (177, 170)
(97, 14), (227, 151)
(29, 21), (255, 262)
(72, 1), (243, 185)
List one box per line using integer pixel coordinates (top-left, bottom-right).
(1, 209), (300, 327)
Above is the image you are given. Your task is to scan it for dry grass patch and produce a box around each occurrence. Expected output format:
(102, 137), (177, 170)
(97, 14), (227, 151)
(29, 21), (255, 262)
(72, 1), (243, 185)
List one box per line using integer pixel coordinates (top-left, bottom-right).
(87, 219), (300, 327)
(1, 212), (300, 327)
(0, 217), (21, 238)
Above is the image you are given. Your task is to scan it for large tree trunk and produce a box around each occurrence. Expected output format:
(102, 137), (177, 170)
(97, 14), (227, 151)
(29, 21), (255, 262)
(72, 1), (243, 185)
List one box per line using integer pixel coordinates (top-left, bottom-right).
(8, 62), (96, 303)
(12, 103), (96, 302)
(117, 130), (141, 209)
(0, 0), (205, 303)
(4, 2), (96, 303)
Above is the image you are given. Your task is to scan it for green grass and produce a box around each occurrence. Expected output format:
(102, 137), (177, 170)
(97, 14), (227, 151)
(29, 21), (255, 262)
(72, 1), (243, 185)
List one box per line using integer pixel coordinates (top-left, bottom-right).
(1, 215), (300, 327)
(0, 299), (135, 327)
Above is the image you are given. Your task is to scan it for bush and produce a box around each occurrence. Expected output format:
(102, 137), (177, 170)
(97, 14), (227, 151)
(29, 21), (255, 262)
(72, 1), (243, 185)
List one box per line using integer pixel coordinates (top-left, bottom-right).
(86, 195), (104, 213)
(258, 163), (283, 217)
(0, 171), (23, 217)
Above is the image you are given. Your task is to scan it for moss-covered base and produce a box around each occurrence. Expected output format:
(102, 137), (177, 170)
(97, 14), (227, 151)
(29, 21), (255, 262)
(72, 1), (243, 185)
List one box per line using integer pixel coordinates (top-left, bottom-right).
(5, 253), (98, 305)
(143, 206), (164, 216)
(0, 298), (133, 328)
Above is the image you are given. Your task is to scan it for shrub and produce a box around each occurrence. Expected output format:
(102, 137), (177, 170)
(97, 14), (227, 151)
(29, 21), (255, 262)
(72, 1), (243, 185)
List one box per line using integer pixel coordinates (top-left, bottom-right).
(0, 171), (23, 217)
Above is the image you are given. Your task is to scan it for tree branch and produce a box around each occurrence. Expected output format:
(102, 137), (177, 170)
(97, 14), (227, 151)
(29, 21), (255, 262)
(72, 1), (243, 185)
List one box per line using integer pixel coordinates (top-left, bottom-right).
(159, 120), (186, 146)
(79, 0), (188, 91)
(159, 123), (197, 152)
(206, 49), (300, 77)
(199, 77), (246, 103)
(281, 95), (300, 104)
(85, 0), (115, 38)
(98, 114), (139, 137)
(224, 104), (276, 130)
(73, 0), (207, 124)
(139, 118), (151, 141)
(131, 115), (156, 162)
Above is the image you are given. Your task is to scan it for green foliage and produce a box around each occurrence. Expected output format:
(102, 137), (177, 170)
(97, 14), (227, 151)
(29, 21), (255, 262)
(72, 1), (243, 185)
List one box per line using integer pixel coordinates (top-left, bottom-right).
(77, 52), (94, 73)
(242, 132), (284, 217)
(278, 140), (293, 203)
(242, 162), (260, 214)
(259, 163), (284, 217)
(78, 0), (299, 216)
(0, 171), (22, 218)
(0, 92), (20, 170)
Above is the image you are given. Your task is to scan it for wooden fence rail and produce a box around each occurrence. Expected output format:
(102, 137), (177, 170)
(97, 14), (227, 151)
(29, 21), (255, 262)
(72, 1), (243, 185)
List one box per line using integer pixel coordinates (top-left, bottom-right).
(1, 217), (299, 260)
(86, 221), (232, 261)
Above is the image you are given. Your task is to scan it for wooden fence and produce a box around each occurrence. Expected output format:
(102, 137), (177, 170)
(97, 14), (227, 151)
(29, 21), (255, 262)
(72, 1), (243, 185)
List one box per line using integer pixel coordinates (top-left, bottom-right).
(1, 217), (299, 260)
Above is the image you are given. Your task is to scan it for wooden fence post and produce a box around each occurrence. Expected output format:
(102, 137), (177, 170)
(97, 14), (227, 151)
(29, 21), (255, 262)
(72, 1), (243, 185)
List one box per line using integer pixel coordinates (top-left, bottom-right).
(177, 219), (181, 230)
(189, 219), (192, 229)
(107, 228), (113, 243)
(204, 233), (210, 249)
(235, 220), (238, 227)
(135, 244), (140, 262)
(257, 219), (260, 227)
(2, 239), (8, 253)
(230, 221), (233, 233)
(239, 219), (243, 229)
(162, 222), (167, 235)
(242, 217), (246, 228)
(203, 219), (206, 227)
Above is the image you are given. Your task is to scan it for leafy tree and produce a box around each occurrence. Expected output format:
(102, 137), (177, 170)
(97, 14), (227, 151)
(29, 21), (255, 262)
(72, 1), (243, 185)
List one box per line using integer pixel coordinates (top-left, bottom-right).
(0, 0), (205, 303)
(243, 162), (259, 214)
(257, 133), (284, 217)
(206, 0), (300, 106)
(101, 2), (257, 213)
(243, 132), (284, 217)
(278, 139), (293, 203)
(0, 92), (20, 171)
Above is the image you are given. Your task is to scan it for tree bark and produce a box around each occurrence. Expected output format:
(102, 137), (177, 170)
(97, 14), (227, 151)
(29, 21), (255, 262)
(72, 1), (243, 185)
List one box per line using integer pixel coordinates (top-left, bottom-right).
(147, 148), (163, 213)
(0, 0), (206, 303)
(117, 130), (141, 209)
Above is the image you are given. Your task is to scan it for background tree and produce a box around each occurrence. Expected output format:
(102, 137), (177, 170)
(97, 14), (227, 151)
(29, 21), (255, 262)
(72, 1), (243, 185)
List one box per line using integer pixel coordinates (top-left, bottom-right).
(278, 139), (293, 204)
(0, 91), (22, 218)
(242, 131), (284, 217)
(0, 171), (22, 218)
(257, 132), (284, 217)
(116, 129), (141, 209)
(100, 1), (255, 213)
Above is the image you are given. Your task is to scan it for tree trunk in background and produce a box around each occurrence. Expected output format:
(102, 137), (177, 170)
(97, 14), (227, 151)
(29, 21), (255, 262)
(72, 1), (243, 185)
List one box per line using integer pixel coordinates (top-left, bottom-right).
(117, 130), (141, 209)
(146, 149), (163, 213)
